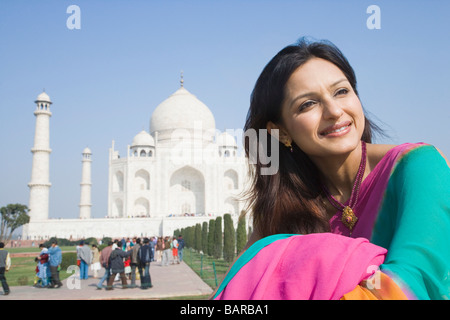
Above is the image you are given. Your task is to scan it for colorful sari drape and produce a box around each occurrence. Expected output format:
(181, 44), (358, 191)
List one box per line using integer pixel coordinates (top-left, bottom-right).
(214, 143), (450, 300)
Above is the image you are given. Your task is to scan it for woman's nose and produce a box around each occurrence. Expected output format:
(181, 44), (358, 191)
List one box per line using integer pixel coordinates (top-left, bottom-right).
(322, 98), (344, 120)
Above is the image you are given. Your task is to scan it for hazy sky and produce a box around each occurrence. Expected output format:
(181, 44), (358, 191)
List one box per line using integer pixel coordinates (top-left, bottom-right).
(1, 0), (449, 220)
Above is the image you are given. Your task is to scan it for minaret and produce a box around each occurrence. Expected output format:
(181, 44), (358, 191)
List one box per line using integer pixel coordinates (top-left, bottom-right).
(28, 91), (52, 221)
(79, 147), (92, 219)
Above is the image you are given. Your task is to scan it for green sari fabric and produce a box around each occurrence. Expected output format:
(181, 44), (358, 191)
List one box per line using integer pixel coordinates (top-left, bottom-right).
(372, 145), (450, 299)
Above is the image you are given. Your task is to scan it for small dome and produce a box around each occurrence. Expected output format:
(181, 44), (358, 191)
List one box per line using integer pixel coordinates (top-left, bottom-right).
(150, 87), (215, 142)
(35, 91), (52, 103)
(132, 130), (155, 147)
(82, 147), (92, 154)
(217, 132), (237, 147)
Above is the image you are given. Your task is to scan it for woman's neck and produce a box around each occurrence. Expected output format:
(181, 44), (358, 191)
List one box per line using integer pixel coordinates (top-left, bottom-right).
(313, 142), (365, 202)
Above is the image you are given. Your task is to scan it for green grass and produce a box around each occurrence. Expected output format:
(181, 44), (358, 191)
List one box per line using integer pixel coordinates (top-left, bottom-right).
(6, 249), (77, 287)
(6, 256), (70, 286)
(183, 248), (231, 290)
(7, 246), (75, 254)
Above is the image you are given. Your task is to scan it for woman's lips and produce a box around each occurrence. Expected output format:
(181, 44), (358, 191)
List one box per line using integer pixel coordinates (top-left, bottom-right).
(320, 121), (352, 136)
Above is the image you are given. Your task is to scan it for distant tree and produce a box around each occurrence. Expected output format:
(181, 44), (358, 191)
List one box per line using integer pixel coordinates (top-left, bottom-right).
(207, 219), (215, 256)
(223, 214), (235, 262)
(185, 226), (194, 249)
(194, 223), (202, 252)
(213, 216), (222, 259)
(201, 221), (208, 254)
(0, 203), (30, 243)
(101, 237), (113, 245)
(84, 237), (98, 246)
(236, 214), (247, 254)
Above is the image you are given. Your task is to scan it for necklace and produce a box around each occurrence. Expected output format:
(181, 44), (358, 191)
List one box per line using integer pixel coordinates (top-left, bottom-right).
(322, 141), (367, 232)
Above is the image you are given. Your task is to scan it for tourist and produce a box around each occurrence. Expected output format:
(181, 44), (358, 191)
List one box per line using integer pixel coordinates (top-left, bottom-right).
(76, 240), (92, 280)
(155, 237), (163, 262)
(48, 240), (63, 288)
(214, 37), (450, 300)
(124, 255), (131, 280)
(150, 236), (156, 262)
(106, 241), (132, 290)
(0, 242), (11, 295)
(171, 236), (179, 264)
(36, 244), (50, 287)
(177, 235), (185, 263)
(97, 241), (113, 289)
(162, 236), (171, 266)
(129, 238), (141, 288)
(90, 244), (101, 278)
(138, 238), (153, 289)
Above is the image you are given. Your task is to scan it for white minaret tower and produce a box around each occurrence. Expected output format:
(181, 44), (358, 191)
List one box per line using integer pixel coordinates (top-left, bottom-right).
(79, 147), (92, 219)
(28, 91), (52, 221)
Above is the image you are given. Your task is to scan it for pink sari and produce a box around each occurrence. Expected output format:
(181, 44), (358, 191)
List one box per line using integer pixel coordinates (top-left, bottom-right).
(214, 233), (387, 300)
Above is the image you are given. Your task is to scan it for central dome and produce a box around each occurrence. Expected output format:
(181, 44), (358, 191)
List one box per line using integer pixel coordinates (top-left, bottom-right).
(150, 86), (216, 143)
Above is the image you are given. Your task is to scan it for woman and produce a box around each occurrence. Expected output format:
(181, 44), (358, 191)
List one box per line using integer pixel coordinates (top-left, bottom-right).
(156, 237), (163, 262)
(90, 244), (101, 278)
(214, 38), (450, 300)
(35, 244), (50, 288)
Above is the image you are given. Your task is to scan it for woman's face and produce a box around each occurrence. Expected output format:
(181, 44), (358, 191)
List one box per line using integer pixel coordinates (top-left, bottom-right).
(277, 57), (365, 160)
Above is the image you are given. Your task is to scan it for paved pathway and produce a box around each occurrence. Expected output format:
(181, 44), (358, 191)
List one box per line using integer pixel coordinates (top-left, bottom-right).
(0, 261), (213, 300)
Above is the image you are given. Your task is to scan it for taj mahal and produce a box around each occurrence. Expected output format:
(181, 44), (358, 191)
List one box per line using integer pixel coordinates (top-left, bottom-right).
(22, 77), (249, 240)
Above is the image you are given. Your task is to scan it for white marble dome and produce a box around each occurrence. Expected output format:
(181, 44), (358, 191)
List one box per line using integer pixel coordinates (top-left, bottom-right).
(35, 91), (52, 103)
(217, 132), (237, 147)
(150, 86), (216, 142)
(82, 147), (92, 154)
(132, 130), (155, 146)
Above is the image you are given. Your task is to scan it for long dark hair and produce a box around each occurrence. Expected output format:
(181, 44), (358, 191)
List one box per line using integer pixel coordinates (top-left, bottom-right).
(243, 38), (378, 237)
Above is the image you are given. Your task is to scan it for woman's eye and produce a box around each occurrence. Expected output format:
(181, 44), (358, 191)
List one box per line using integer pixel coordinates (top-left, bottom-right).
(336, 88), (349, 96)
(299, 100), (315, 111)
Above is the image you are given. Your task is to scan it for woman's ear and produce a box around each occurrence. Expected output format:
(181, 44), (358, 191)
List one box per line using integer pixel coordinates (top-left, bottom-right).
(267, 121), (292, 146)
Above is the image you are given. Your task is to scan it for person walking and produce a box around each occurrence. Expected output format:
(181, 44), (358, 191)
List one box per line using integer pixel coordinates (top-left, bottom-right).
(106, 241), (132, 290)
(91, 244), (101, 278)
(155, 237), (163, 263)
(97, 241), (113, 290)
(138, 238), (153, 289)
(0, 242), (11, 295)
(171, 236), (179, 264)
(177, 235), (185, 263)
(77, 240), (92, 280)
(48, 240), (63, 288)
(129, 238), (141, 288)
(162, 236), (171, 266)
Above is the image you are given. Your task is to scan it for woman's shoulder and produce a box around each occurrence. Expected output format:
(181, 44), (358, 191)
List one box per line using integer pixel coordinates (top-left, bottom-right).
(367, 142), (448, 169)
(366, 143), (397, 172)
(369, 142), (449, 177)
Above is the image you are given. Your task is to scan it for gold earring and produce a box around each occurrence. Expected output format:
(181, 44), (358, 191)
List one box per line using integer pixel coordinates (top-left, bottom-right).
(284, 140), (293, 153)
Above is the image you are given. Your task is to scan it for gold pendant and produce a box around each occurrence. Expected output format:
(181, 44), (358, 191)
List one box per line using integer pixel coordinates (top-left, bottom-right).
(341, 206), (358, 231)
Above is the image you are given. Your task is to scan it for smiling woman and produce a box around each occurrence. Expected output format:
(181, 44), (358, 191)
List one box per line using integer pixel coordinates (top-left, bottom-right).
(213, 37), (450, 300)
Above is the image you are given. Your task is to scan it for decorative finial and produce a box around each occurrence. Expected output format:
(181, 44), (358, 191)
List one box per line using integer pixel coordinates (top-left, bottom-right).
(180, 70), (184, 87)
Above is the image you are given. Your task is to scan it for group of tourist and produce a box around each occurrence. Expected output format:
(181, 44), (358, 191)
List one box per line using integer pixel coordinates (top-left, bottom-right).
(33, 240), (63, 289)
(0, 233), (187, 296)
(91, 235), (185, 290)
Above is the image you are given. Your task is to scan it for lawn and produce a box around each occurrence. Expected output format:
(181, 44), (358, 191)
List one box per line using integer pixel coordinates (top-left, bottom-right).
(182, 248), (231, 289)
(5, 247), (76, 286)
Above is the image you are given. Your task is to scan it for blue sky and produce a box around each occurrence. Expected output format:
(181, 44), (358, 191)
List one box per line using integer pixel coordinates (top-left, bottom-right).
(1, 0), (449, 220)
